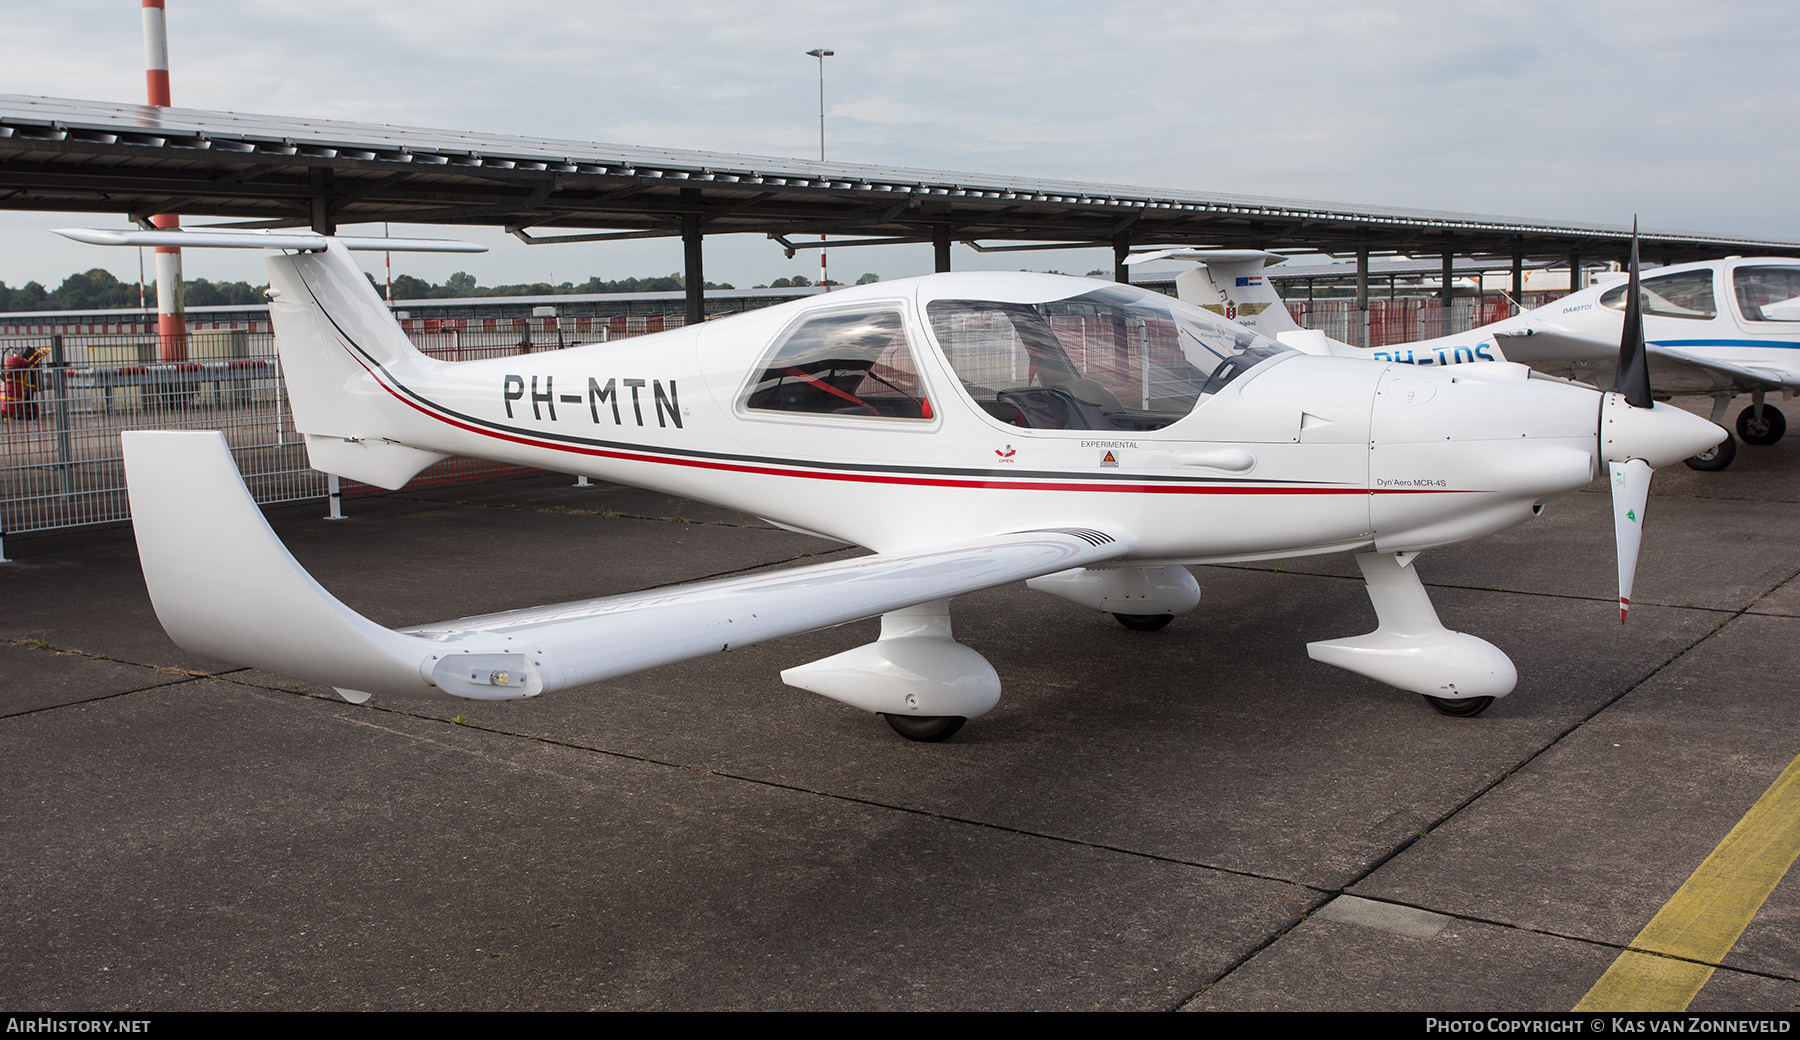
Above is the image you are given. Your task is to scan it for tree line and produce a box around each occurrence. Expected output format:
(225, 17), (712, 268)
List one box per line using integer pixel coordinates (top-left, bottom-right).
(0, 268), (266, 312)
(1, 266), (890, 312)
(387, 271), (737, 300)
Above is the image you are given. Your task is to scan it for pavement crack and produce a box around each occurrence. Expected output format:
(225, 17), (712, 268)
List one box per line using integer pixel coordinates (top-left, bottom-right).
(283, 690), (1327, 891)
(1283, 892), (1800, 986)
(1208, 565), (1739, 613)
(1193, 558), (1800, 1000)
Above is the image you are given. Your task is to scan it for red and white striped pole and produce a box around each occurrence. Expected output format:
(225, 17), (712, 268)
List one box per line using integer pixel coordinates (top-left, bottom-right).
(143, 0), (185, 361)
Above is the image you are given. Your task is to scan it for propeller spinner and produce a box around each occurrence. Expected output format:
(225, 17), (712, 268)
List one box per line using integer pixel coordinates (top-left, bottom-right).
(1599, 221), (1726, 621)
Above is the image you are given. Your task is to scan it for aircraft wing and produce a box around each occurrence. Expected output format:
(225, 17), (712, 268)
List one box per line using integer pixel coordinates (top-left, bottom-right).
(1490, 325), (1618, 363)
(1645, 344), (1800, 391)
(122, 430), (1133, 702)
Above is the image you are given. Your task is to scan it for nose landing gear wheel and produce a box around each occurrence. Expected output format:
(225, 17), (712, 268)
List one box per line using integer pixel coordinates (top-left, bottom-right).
(1423, 695), (1495, 718)
(1113, 612), (1175, 631)
(1737, 405), (1786, 446)
(882, 714), (967, 742)
(1684, 433), (1737, 471)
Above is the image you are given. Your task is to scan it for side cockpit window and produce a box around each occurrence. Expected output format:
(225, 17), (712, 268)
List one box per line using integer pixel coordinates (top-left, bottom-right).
(1600, 269), (1716, 320)
(742, 307), (933, 420)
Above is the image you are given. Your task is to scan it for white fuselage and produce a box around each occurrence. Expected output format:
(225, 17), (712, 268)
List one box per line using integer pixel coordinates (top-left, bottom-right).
(337, 274), (1604, 565)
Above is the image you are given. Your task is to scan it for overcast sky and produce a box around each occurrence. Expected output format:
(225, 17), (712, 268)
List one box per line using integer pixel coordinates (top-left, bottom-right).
(2, 0), (1796, 292)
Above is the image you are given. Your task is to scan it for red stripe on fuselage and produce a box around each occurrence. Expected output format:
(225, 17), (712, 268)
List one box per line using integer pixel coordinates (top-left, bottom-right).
(346, 341), (1463, 497)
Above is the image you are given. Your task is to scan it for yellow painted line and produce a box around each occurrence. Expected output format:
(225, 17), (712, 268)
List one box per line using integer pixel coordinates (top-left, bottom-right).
(1575, 751), (1800, 1012)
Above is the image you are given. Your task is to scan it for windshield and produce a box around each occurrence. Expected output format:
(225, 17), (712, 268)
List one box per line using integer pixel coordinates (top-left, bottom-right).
(1600, 269), (1716, 320)
(1733, 266), (1800, 322)
(925, 283), (1290, 431)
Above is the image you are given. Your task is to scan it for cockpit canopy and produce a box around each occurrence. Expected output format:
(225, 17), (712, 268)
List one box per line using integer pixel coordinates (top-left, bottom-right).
(738, 276), (1292, 432)
(926, 281), (1289, 431)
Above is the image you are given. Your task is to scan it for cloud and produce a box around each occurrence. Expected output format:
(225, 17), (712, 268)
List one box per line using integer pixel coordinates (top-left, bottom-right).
(2, 0), (1796, 285)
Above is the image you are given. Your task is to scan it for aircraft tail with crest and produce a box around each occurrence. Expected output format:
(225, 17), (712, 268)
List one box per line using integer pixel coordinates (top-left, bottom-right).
(1123, 248), (1303, 337)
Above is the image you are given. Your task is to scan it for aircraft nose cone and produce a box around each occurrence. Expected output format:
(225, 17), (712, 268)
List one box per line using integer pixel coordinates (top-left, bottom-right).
(1600, 393), (1727, 469)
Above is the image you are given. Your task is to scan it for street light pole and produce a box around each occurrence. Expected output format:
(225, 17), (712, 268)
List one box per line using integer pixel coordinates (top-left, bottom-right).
(806, 47), (833, 290)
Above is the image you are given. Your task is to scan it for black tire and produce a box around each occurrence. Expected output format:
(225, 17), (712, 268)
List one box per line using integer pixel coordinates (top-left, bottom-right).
(1113, 612), (1175, 632)
(882, 714), (966, 742)
(1423, 695), (1495, 718)
(1684, 433), (1737, 471)
(1737, 405), (1786, 446)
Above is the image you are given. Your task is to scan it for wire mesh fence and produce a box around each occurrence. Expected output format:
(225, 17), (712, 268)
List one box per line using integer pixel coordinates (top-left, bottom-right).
(1285, 293), (1564, 347)
(0, 316), (673, 551)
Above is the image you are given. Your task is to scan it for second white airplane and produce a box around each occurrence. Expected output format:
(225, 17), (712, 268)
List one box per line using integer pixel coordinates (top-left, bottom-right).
(1135, 248), (1800, 470)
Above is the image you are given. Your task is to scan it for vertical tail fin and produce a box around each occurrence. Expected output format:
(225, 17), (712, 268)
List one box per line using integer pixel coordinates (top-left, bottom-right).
(264, 242), (449, 487)
(52, 228), (480, 487)
(264, 240), (426, 433)
(1127, 248), (1302, 336)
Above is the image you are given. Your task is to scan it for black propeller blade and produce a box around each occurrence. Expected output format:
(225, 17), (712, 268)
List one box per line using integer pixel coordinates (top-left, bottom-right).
(1613, 218), (1653, 409)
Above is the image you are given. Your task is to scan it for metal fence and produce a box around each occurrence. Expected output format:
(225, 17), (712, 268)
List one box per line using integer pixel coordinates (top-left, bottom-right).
(0, 315), (678, 554)
(1286, 294), (1563, 348)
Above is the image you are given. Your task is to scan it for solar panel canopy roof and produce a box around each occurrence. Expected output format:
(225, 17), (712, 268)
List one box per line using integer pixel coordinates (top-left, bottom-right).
(3, 93), (1797, 264)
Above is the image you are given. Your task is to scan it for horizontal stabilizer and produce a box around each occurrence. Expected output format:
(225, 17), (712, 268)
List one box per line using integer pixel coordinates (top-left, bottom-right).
(54, 227), (485, 252)
(122, 430), (1133, 702)
(1124, 248), (1286, 266)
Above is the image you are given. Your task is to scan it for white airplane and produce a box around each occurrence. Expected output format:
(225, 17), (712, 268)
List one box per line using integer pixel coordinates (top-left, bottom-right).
(1133, 249), (1800, 471)
(61, 226), (1722, 740)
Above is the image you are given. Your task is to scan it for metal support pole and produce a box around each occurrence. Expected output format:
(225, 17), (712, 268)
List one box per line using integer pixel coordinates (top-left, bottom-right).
(1440, 252), (1454, 304)
(326, 473), (345, 520)
(144, 0), (185, 363)
(682, 203), (704, 326)
(50, 334), (73, 500)
(310, 167), (334, 236)
(933, 226), (951, 273)
(1511, 248), (1524, 309)
(1356, 248), (1370, 349)
(1113, 232), (1131, 283)
(807, 48), (834, 289)
(1569, 251), (1582, 294)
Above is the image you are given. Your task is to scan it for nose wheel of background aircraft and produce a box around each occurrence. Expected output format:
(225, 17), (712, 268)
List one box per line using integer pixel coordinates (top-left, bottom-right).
(882, 714), (967, 742)
(1423, 695), (1495, 718)
(1113, 612), (1175, 631)
(1684, 433), (1737, 471)
(1737, 404), (1786, 446)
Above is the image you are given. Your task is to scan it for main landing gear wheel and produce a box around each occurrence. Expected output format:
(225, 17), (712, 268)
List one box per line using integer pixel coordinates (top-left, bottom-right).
(1684, 433), (1737, 471)
(1423, 695), (1495, 718)
(1737, 405), (1787, 446)
(1113, 612), (1175, 631)
(882, 714), (967, 742)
